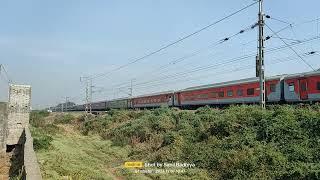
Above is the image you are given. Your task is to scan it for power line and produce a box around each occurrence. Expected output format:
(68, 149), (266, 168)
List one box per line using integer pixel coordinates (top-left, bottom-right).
(88, 1), (258, 80)
(265, 23), (316, 71)
(108, 22), (258, 89)
(82, 19), (319, 97)
(70, 50), (318, 105)
(102, 20), (319, 92)
(149, 17), (320, 76)
(112, 52), (318, 95)
(0, 64), (12, 83)
(115, 35), (320, 90)
(265, 15), (292, 25)
(69, 18), (319, 105)
(91, 35), (320, 95)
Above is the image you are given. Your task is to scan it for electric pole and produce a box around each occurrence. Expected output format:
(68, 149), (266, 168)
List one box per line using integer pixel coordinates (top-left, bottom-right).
(129, 79), (133, 97)
(89, 80), (93, 114)
(65, 96), (69, 112)
(257, 0), (266, 109)
(80, 77), (92, 114)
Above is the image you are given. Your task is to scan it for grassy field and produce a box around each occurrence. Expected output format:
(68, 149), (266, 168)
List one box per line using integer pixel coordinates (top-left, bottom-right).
(31, 105), (320, 180)
(30, 113), (149, 180)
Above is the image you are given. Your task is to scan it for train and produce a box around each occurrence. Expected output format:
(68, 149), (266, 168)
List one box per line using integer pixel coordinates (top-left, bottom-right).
(62, 70), (320, 111)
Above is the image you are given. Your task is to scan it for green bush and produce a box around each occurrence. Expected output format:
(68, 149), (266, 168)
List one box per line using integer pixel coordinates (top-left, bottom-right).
(33, 134), (53, 150)
(54, 114), (75, 124)
(30, 110), (50, 127)
(72, 105), (320, 179)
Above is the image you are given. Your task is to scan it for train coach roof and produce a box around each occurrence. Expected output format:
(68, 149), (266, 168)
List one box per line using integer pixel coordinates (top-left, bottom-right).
(92, 97), (131, 103)
(107, 97), (130, 101)
(178, 75), (284, 92)
(283, 70), (320, 79)
(131, 90), (174, 99)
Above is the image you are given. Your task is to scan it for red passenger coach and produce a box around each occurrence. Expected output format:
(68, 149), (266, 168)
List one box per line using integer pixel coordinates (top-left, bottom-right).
(284, 71), (320, 102)
(132, 91), (174, 108)
(175, 76), (283, 107)
(67, 70), (320, 112)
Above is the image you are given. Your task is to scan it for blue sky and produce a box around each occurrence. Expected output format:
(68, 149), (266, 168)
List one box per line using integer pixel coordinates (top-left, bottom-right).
(0, 0), (319, 108)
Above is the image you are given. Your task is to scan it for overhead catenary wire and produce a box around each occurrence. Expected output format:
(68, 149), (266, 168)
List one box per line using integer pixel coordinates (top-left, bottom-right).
(59, 17), (320, 107)
(96, 35), (320, 95)
(68, 18), (319, 106)
(106, 20), (320, 91)
(265, 15), (292, 25)
(108, 22), (258, 89)
(265, 23), (316, 71)
(112, 52), (319, 95)
(113, 35), (320, 90)
(63, 47), (319, 106)
(123, 52), (318, 91)
(91, 35), (320, 95)
(88, 1), (258, 80)
(0, 64), (12, 83)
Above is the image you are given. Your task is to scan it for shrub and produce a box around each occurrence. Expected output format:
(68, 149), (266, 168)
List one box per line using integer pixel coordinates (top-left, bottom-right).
(68, 105), (320, 179)
(33, 134), (53, 150)
(54, 114), (75, 124)
(30, 110), (50, 127)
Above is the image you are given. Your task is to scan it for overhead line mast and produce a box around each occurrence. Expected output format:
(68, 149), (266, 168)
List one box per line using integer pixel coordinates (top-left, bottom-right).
(80, 76), (92, 114)
(257, 0), (266, 109)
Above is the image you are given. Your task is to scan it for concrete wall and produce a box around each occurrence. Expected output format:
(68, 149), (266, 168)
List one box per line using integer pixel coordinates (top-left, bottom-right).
(0, 84), (41, 179)
(24, 127), (42, 180)
(6, 84), (31, 145)
(0, 102), (7, 152)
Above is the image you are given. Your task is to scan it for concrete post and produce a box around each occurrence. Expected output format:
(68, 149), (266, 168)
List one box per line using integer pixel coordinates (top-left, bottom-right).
(0, 102), (7, 152)
(6, 84), (31, 145)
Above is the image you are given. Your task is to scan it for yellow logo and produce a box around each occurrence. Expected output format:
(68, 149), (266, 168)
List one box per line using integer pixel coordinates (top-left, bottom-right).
(124, 161), (143, 168)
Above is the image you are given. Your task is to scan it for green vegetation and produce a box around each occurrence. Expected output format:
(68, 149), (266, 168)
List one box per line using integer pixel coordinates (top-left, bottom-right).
(30, 111), (65, 151)
(30, 110), (50, 127)
(31, 105), (320, 179)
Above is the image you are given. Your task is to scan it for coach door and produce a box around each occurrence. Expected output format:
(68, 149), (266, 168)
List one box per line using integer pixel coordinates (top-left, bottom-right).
(299, 78), (308, 100)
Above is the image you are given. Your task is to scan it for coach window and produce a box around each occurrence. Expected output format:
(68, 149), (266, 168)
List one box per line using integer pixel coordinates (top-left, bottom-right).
(247, 88), (254, 95)
(199, 94), (208, 98)
(211, 92), (218, 98)
(270, 84), (276, 92)
(218, 91), (224, 97)
(227, 90), (233, 97)
(289, 83), (295, 92)
(237, 89), (243, 96)
(317, 82), (320, 90)
(301, 83), (307, 91)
